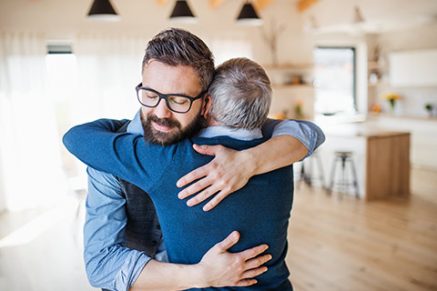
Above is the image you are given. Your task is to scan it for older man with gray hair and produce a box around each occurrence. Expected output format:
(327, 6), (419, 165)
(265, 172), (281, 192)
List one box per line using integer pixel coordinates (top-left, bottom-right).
(206, 58), (272, 130)
(64, 57), (324, 290)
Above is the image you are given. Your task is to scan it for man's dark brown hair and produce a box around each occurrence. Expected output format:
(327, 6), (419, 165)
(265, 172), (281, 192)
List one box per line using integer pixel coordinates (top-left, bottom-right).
(142, 28), (215, 92)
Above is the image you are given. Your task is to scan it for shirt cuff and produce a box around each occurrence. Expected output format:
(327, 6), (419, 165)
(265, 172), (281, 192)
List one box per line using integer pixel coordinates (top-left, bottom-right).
(272, 120), (314, 158)
(114, 251), (152, 291)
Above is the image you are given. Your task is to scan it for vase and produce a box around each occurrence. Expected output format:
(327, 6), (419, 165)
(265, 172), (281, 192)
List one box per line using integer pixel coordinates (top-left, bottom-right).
(388, 99), (396, 113)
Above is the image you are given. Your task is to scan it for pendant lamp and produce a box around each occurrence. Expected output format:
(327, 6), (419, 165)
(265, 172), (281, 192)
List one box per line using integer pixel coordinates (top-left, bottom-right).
(236, 1), (262, 25)
(87, 0), (120, 21)
(170, 0), (196, 22)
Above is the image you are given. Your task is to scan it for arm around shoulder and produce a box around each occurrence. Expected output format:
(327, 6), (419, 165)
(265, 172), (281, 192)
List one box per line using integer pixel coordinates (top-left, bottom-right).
(246, 118), (325, 175)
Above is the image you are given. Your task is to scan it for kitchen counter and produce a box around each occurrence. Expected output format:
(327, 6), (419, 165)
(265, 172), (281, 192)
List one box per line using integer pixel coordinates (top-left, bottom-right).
(317, 123), (410, 200)
(324, 122), (409, 138)
(365, 114), (437, 171)
(368, 113), (437, 122)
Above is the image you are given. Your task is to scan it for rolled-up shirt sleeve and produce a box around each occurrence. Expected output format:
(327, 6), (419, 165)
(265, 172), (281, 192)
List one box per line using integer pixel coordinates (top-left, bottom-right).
(84, 167), (152, 291)
(271, 119), (325, 158)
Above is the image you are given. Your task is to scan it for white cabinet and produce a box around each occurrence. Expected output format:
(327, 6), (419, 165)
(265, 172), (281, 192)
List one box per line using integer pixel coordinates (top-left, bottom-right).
(389, 50), (437, 87)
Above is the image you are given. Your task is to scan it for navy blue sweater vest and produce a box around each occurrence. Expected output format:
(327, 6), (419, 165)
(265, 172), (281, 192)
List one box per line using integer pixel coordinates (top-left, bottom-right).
(155, 136), (294, 291)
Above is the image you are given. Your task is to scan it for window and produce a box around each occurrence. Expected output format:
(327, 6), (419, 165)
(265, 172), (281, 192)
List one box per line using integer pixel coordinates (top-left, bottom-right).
(45, 44), (80, 179)
(46, 44), (77, 102)
(314, 47), (357, 115)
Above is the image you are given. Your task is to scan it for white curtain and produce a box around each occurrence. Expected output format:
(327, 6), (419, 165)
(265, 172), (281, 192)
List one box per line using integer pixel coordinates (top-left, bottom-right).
(0, 32), (68, 211)
(56, 34), (147, 190)
(72, 34), (145, 124)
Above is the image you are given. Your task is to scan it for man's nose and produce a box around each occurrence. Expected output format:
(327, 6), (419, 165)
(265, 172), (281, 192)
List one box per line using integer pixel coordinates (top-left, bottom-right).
(154, 98), (172, 119)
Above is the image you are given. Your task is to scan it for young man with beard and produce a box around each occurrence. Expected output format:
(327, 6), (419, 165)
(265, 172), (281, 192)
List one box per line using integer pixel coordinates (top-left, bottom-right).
(79, 29), (324, 291)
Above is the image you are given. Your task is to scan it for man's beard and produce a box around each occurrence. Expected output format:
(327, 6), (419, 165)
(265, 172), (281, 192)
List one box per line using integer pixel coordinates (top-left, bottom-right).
(141, 112), (206, 145)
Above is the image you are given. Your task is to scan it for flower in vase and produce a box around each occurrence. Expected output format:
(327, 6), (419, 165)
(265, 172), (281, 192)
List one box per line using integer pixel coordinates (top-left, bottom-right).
(382, 92), (401, 112)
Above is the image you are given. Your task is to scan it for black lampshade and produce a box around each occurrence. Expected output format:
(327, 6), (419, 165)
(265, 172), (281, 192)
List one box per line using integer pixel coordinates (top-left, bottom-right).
(237, 2), (262, 25)
(87, 0), (120, 21)
(170, 0), (196, 21)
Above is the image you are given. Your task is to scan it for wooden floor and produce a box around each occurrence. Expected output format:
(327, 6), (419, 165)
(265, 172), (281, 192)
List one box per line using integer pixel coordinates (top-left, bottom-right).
(287, 167), (437, 291)
(0, 168), (436, 290)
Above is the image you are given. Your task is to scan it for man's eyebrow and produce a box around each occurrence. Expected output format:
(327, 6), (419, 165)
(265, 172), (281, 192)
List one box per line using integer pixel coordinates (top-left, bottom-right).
(149, 87), (200, 97)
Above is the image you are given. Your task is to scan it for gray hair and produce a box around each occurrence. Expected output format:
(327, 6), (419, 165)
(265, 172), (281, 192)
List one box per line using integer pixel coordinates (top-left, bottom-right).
(208, 58), (271, 129)
(142, 28), (214, 92)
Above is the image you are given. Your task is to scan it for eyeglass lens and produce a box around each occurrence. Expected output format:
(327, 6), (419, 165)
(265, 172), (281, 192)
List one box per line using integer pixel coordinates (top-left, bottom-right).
(138, 88), (192, 113)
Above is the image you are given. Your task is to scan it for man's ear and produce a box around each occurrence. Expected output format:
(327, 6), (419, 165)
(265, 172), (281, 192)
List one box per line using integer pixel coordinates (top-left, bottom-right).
(201, 94), (212, 118)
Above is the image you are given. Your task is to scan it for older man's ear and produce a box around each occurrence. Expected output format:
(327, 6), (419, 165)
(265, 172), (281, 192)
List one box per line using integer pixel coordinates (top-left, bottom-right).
(201, 94), (212, 120)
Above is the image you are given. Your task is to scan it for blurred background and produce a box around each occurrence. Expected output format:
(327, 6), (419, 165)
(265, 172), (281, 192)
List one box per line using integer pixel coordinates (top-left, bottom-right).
(0, 0), (436, 290)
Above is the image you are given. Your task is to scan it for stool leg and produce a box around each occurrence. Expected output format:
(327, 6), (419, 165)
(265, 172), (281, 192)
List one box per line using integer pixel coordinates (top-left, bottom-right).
(340, 156), (347, 198)
(328, 157), (338, 195)
(349, 158), (360, 198)
(296, 162), (304, 190)
(302, 160), (312, 187)
(315, 154), (326, 190)
(306, 156), (313, 187)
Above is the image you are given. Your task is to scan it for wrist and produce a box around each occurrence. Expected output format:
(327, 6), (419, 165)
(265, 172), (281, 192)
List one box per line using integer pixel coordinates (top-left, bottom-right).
(243, 148), (259, 176)
(189, 263), (209, 289)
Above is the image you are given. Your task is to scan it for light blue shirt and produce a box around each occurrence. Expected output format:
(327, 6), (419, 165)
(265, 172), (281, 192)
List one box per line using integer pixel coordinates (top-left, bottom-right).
(84, 111), (325, 291)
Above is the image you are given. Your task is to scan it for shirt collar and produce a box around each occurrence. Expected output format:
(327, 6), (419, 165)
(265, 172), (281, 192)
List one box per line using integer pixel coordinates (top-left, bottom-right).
(197, 126), (262, 141)
(127, 110), (143, 135)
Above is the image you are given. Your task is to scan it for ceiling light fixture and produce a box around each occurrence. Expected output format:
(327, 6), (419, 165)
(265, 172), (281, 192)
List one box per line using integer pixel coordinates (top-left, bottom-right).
(87, 0), (120, 21)
(236, 1), (263, 26)
(169, 0), (196, 22)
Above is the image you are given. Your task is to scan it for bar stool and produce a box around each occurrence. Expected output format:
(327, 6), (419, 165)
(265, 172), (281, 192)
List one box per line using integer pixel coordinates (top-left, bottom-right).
(328, 151), (359, 198)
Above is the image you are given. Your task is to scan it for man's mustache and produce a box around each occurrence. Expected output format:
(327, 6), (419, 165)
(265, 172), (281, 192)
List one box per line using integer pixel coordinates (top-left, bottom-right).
(147, 114), (181, 129)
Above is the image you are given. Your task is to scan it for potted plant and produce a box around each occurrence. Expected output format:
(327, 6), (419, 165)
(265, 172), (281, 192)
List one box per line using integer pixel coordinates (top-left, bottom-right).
(425, 103), (434, 117)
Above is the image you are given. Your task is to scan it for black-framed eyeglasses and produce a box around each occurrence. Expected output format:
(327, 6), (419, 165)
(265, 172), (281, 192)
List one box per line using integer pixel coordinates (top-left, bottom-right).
(135, 83), (206, 114)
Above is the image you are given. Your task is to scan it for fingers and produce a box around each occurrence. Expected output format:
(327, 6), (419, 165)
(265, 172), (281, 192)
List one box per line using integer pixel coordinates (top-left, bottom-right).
(237, 254), (272, 283)
(203, 190), (228, 211)
(234, 279), (258, 287)
(214, 231), (240, 252)
(239, 244), (269, 261)
(187, 184), (220, 207)
(193, 144), (223, 156)
(176, 166), (208, 189)
(178, 177), (212, 201)
(244, 254), (272, 270)
(241, 266), (269, 280)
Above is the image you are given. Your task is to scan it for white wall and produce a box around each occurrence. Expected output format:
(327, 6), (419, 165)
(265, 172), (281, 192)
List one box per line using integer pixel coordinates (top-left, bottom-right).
(0, 0), (314, 65)
(305, 0), (437, 30)
(378, 22), (437, 51)
(0, 152), (5, 212)
(373, 23), (437, 117)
